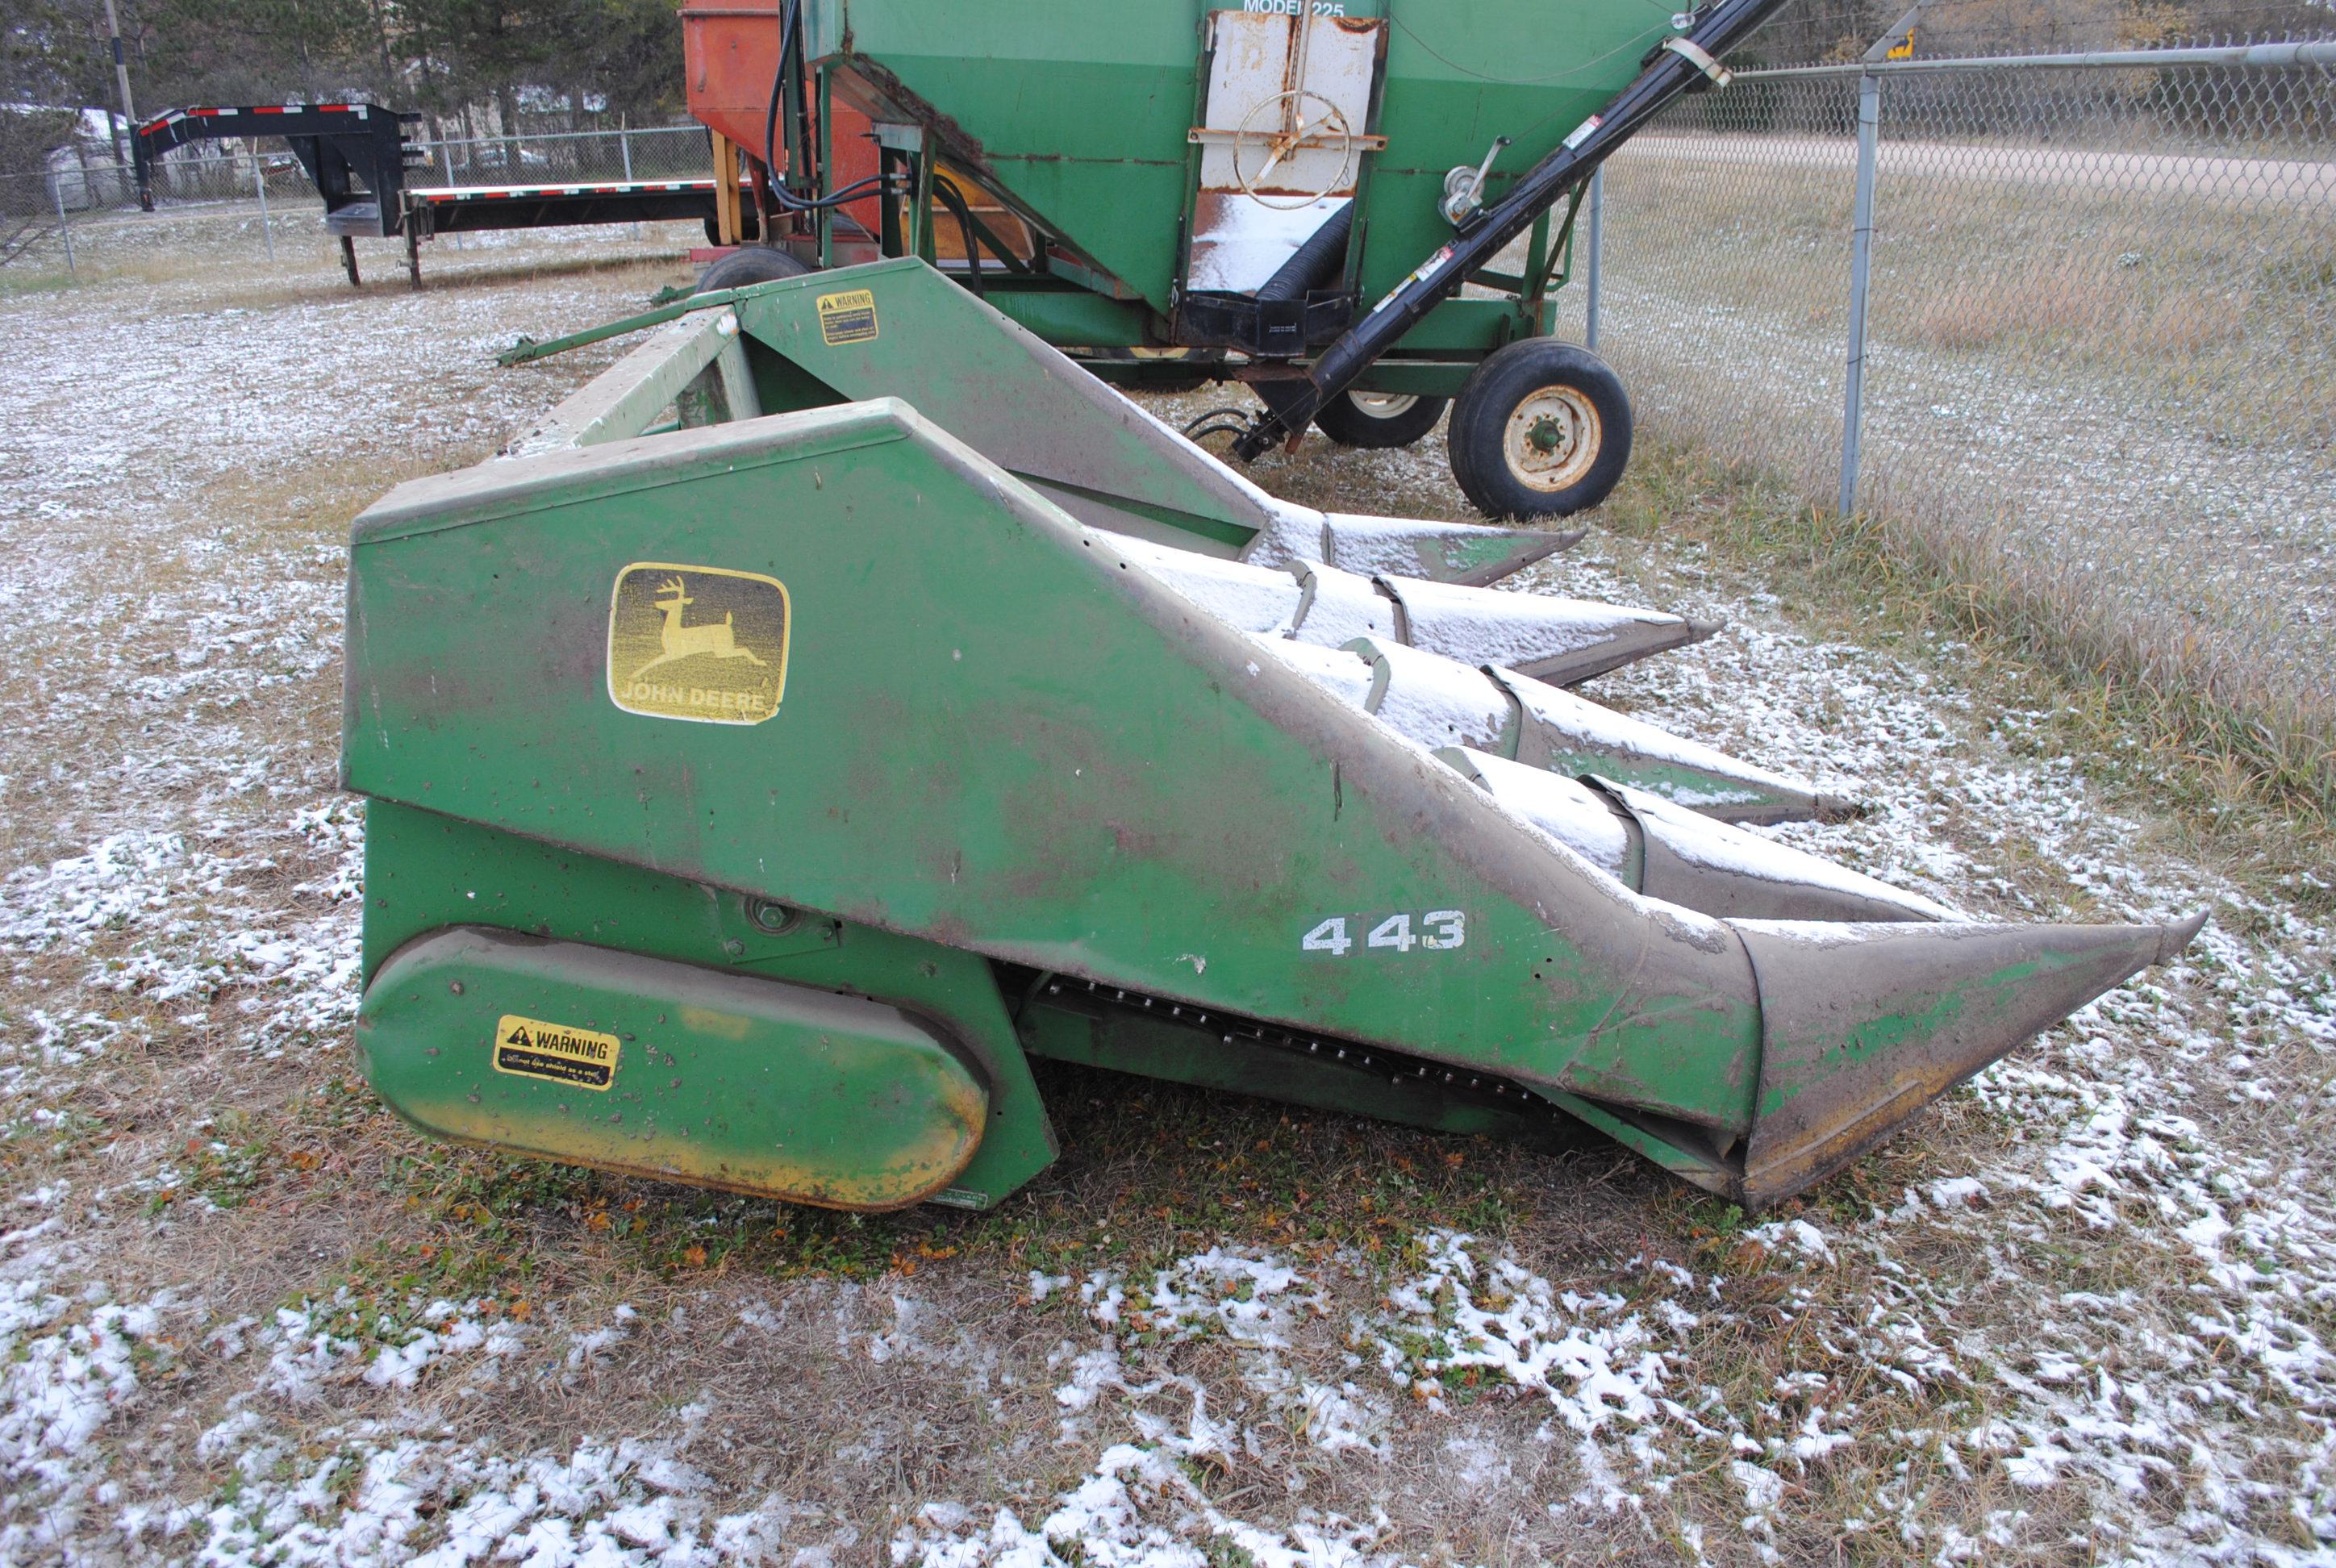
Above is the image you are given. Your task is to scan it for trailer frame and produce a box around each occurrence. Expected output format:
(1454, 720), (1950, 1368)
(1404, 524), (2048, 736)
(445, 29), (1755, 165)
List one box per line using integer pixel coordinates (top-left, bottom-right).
(133, 104), (722, 288)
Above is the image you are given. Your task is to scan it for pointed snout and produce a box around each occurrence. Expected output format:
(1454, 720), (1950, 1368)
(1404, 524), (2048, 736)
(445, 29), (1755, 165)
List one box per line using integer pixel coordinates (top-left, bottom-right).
(1729, 911), (2209, 1209)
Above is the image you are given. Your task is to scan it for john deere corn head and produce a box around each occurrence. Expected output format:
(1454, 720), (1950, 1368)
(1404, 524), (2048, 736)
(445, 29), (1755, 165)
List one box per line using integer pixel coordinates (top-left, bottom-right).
(344, 263), (2203, 1213)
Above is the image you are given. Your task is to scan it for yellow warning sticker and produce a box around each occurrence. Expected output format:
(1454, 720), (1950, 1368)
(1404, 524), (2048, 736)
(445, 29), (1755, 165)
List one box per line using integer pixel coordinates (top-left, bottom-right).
(606, 562), (789, 725)
(816, 288), (878, 346)
(493, 1014), (620, 1091)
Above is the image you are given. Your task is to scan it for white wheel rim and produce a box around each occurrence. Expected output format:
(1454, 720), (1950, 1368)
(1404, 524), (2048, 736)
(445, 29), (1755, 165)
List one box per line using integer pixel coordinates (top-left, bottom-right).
(1347, 391), (1420, 421)
(1502, 386), (1600, 493)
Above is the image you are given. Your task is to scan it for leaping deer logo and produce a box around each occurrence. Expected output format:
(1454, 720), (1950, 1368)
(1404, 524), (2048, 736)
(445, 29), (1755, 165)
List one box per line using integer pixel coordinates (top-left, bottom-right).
(631, 576), (770, 678)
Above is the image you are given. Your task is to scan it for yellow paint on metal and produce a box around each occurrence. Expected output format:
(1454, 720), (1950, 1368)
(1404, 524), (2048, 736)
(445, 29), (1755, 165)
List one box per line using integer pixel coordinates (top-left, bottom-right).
(605, 562), (790, 725)
(417, 1100), (987, 1211)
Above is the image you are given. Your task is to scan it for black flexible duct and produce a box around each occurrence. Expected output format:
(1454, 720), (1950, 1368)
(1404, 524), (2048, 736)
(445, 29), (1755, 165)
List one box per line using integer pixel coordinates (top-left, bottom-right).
(932, 174), (985, 297)
(1253, 204), (1354, 302)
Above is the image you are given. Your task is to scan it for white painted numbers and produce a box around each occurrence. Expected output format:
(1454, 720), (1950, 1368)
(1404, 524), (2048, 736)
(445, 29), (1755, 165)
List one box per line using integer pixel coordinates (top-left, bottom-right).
(1300, 910), (1465, 957)
(1300, 918), (1351, 955)
(1241, 0), (1348, 14)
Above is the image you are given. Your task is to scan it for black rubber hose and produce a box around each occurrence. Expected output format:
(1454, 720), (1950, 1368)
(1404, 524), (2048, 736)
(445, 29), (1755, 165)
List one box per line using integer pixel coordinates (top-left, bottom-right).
(1254, 204), (1354, 302)
(758, 0), (889, 214)
(932, 175), (984, 298)
(1181, 406), (1254, 437)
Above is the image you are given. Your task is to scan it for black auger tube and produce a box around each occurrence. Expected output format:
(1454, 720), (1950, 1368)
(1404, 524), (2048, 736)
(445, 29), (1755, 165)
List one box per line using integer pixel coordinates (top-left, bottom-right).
(1228, 0), (1795, 461)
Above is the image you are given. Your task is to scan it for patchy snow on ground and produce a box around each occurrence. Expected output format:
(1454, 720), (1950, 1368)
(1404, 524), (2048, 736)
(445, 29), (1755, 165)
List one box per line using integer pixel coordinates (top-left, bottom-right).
(2, 217), (2334, 1564)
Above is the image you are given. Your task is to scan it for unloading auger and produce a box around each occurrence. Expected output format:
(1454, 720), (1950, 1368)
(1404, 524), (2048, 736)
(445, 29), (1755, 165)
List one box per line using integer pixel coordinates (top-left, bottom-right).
(344, 265), (2204, 1214)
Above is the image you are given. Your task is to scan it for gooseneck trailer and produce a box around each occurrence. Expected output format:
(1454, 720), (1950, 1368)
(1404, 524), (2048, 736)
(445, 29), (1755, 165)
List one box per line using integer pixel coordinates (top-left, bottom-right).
(676, 0), (1791, 515)
(131, 102), (720, 287)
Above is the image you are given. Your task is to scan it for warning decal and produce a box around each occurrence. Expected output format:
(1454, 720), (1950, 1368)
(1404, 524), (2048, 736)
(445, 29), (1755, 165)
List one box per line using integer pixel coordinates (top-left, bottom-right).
(606, 562), (790, 725)
(816, 288), (878, 346)
(493, 1013), (621, 1090)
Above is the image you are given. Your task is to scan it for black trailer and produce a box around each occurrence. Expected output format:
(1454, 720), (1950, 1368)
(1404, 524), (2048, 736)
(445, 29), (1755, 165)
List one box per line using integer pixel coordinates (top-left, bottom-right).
(133, 103), (717, 287)
(405, 179), (720, 239)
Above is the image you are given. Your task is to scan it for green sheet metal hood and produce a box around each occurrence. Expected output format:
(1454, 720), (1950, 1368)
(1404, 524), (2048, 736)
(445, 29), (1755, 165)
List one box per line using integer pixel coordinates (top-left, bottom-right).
(809, 0), (1669, 311)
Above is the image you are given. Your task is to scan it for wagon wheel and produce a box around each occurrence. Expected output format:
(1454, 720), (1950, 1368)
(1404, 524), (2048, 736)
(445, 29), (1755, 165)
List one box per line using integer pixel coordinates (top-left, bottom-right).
(1312, 390), (1449, 448)
(694, 244), (811, 293)
(1447, 339), (1634, 519)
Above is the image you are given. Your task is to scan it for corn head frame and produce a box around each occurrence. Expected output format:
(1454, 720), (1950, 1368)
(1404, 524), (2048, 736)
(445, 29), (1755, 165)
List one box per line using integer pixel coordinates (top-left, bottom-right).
(344, 263), (2204, 1214)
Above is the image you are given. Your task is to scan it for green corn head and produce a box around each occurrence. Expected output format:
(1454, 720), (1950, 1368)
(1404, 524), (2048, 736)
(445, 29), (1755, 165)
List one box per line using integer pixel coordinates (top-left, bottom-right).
(344, 265), (2202, 1213)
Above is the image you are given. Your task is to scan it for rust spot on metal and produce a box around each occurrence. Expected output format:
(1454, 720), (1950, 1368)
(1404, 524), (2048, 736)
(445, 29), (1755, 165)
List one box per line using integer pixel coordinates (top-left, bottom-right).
(838, 58), (995, 177)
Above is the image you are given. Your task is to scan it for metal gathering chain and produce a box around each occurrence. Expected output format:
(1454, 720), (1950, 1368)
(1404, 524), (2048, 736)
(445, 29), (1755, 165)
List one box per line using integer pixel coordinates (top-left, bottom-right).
(1041, 974), (1550, 1114)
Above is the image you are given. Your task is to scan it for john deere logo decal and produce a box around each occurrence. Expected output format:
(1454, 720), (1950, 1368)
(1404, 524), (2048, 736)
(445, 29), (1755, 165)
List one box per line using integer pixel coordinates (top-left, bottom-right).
(607, 562), (788, 724)
(493, 1013), (620, 1090)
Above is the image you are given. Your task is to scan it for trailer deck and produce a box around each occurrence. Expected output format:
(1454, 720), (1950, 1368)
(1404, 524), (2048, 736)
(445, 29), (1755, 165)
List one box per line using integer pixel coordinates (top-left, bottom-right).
(135, 104), (716, 287)
(404, 179), (719, 236)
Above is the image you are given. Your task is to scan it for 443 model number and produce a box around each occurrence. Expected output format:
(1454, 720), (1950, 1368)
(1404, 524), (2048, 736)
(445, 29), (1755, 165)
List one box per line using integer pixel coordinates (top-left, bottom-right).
(1300, 910), (1465, 956)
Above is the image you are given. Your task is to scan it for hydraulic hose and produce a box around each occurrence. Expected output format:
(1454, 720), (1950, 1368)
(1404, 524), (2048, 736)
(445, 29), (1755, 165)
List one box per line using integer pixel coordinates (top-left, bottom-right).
(1229, 0), (1794, 461)
(757, 0), (891, 215)
(932, 174), (985, 297)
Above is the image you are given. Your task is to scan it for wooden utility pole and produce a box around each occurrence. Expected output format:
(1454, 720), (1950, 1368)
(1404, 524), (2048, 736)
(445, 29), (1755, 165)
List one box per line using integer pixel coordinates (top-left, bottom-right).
(102, 0), (141, 204)
(102, 0), (136, 136)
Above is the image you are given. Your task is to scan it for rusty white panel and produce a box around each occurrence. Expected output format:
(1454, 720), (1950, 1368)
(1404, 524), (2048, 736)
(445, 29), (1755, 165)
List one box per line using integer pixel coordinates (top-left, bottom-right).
(1199, 10), (1379, 192)
(1190, 10), (1383, 292)
(1186, 190), (1350, 291)
(1201, 9), (1294, 192)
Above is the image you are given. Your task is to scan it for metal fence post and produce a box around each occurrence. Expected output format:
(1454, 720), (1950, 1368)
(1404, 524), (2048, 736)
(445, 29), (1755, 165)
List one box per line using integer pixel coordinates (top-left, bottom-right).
(252, 148), (275, 262)
(440, 137), (469, 249)
(1838, 69), (1879, 519)
(1583, 165), (1604, 352)
(621, 115), (640, 239)
(51, 174), (76, 275)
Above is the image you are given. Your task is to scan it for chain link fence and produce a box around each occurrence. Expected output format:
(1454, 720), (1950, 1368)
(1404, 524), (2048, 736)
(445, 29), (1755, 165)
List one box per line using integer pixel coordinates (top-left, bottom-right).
(1, 123), (711, 277)
(419, 125), (712, 187)
(1, 157), (137, 269)
(1562, 41), (2336, 771)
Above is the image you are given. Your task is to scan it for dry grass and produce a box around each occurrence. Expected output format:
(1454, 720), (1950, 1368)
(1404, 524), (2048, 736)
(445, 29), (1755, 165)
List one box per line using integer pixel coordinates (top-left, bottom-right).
(1558, 127), (2336, 842)
(1591, 436), (2336, 903)
(1908, 258), (2252, 355)
(1595, 146), (2334, 442)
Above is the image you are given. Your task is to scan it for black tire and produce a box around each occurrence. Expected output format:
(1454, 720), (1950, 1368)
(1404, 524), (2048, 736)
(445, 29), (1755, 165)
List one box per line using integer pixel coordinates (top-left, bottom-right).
(694, 244), (809, 294)
(702, 210), (762, 245)
(1081, 347), (1210, 394)
(1446, 339), (1632, 518)
(1312, 389), (1449, 448)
